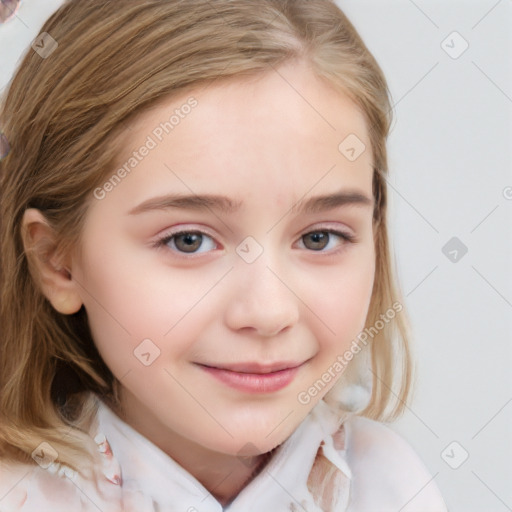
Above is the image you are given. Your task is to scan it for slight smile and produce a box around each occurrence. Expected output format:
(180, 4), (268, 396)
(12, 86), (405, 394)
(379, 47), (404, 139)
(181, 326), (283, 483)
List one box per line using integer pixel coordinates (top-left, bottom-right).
(195, 360), (308, 393)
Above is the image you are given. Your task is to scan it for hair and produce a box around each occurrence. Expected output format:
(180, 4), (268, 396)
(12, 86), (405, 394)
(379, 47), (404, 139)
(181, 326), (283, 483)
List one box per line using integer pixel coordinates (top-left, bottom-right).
(0, 0), (413, 476)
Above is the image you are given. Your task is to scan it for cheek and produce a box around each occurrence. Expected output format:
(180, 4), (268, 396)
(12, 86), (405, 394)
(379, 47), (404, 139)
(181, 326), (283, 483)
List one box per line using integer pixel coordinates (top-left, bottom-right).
(73, 245), (223, 371)
(302, 251), (375, 348)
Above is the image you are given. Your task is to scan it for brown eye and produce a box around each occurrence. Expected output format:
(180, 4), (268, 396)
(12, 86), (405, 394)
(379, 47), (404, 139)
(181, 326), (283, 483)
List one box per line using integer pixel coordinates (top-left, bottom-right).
(302, 231), (330, 251)
(299, 230), (355, 252)
(173, 232), (203, 253)
(159, 231), (217, 255)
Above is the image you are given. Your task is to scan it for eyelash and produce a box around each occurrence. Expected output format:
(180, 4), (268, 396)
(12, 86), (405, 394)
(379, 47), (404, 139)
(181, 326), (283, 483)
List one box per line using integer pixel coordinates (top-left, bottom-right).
(153, 227), (357, 257)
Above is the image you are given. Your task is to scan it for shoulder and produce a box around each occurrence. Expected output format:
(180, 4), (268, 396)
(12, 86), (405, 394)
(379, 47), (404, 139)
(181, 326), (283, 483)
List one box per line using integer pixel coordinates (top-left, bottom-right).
(342, 415), (447, 512)
(0, 459), (34, 509)
(0, 458), (117, 512)
(0, 458), (82, 511)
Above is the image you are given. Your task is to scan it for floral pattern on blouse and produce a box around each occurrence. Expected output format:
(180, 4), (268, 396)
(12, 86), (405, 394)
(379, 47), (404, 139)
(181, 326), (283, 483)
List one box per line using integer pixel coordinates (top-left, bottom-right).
(0, 396), (448, 512)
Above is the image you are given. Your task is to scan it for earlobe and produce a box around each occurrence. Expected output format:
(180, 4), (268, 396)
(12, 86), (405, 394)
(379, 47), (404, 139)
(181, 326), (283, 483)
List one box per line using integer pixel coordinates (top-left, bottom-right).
(21, 208), (83, 315)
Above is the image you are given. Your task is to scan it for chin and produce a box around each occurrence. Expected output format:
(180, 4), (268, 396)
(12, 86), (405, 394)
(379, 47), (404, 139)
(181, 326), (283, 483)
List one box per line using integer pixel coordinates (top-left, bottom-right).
(206, 434), (283, 458)
(208, 414), (302, 456)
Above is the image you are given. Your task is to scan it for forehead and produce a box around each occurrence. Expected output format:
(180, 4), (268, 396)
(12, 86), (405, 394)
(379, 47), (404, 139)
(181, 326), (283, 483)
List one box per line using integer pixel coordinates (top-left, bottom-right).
(107, 59), (373, 206)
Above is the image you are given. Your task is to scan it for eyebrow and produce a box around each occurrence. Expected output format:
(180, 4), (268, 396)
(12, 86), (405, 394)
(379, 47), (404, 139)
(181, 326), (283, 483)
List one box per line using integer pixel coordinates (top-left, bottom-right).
(128, 189), (373, 216)
(290, 190), (373, 214)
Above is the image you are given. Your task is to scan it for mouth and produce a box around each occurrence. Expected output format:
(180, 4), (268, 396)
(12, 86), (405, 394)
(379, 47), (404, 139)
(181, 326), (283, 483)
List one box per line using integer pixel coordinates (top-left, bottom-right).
(195, 360), (308, 393)
(199, 361), (305, 374)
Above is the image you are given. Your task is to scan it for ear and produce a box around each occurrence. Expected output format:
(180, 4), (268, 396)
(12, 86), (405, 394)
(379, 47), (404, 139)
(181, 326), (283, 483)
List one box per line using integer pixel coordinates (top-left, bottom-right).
(21, 208), (83, 315)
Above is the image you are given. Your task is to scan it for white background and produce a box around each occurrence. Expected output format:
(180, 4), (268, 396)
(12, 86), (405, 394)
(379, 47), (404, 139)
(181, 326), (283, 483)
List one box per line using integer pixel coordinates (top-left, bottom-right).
(1, 1), (511, 511)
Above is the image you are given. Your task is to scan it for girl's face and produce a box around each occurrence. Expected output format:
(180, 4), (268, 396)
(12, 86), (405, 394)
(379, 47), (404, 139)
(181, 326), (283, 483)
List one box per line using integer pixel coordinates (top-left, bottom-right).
(71, 59), (376, 456)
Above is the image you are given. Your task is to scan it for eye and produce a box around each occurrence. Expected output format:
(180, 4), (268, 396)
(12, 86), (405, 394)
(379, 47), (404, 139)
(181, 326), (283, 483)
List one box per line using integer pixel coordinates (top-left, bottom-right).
(298, 229), (356, 252)
(156, 230), (218, 254)
(153, 227), (356, 257)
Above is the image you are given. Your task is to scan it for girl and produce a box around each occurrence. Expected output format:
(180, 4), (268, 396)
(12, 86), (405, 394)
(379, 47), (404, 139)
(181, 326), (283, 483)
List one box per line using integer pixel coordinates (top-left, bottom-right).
(0, 1), (447, 510)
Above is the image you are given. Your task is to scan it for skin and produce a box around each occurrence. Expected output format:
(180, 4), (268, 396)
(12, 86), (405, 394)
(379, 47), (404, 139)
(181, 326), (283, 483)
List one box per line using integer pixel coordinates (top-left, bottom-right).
(23, 58), (376, 505)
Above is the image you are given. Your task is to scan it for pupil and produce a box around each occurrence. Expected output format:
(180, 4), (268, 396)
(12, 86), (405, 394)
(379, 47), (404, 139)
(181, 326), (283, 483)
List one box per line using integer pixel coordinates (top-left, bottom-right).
(177, 233), (201, 252)
(306, 232), (328, 250)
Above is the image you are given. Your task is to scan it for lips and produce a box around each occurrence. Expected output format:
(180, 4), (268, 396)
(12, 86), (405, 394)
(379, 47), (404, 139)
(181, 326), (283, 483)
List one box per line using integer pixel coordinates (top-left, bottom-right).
(195, 360), (308, 393)
(199, 361), (304, 374)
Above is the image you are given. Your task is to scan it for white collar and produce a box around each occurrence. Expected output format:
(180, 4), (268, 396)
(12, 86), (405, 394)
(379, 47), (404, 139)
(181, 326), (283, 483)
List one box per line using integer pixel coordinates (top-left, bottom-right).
(90, 396), (352, 511)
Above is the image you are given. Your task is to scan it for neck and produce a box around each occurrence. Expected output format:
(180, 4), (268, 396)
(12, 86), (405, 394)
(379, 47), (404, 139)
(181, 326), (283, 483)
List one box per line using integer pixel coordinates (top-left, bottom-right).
(111, 389), (279, 506)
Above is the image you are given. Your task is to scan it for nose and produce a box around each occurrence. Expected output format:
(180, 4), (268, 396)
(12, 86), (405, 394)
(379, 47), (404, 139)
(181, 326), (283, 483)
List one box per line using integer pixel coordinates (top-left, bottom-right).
(223, 252), (300, 337)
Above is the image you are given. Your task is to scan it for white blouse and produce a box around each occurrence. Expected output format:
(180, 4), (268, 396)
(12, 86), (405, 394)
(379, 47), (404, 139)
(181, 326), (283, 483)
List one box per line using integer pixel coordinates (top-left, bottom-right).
(0, 395), (447, 511)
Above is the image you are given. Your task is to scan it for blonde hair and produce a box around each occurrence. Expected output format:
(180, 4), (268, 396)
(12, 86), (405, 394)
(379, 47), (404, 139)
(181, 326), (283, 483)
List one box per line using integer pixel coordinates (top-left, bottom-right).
(0, 0), (412, 475)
